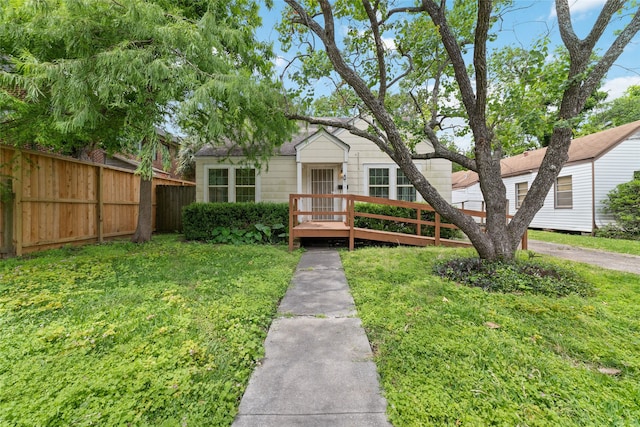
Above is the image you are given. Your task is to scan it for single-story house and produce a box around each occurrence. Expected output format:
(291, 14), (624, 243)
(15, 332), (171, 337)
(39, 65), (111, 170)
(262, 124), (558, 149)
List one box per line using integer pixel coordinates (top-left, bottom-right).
(194, 118), (452, 208)
(452, 120), (640, 233)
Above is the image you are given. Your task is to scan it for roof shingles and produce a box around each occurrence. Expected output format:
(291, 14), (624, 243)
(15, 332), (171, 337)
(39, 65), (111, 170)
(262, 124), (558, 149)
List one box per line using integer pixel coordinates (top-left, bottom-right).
(452, 120), (640, 189)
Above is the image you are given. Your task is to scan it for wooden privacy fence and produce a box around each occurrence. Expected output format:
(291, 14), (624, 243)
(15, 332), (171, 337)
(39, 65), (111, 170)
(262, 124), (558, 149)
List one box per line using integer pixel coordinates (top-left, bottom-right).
(0, 146), (194, 257)
(288, 194), (528, 251)
(155, 185), (195, 232)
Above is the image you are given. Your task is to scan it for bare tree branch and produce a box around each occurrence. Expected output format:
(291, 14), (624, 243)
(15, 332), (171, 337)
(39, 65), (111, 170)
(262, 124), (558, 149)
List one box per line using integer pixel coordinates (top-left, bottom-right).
(362, 0), (387, 100)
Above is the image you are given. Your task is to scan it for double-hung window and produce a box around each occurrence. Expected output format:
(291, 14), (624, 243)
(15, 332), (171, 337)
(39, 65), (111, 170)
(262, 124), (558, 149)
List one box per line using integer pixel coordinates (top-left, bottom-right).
(515, 182), (528, 209)
(555, 176), (573, 209)
(396, 169), (417, 201)
(368, 168), (390, 198)
(206, 167), (258, 203)
(366, 165), (419, 202)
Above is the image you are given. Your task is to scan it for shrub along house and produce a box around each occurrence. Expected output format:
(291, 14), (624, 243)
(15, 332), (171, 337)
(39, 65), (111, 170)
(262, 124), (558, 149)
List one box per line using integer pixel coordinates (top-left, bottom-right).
(194, 118), (452, 210)
(452, 120), (640, 234)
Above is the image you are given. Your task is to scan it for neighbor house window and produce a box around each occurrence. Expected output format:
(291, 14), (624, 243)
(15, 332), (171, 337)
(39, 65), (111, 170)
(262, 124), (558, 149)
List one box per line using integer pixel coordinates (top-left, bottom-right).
(555, 175), (573, 209)
(397, 168), (416, 202)
(368, 168), (390, 198)
(515, 182), (528, 209)
(206, 167), (257, 202)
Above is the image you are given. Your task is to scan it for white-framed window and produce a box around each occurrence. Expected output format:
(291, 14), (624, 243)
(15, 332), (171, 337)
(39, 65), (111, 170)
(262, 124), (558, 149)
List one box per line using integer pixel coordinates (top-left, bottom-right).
(205, 166), (260, 203)
(555, 175), (572, 209)
(396, 168), (417, 202)
(515, 181), (528, 209)
(368, 167), (390, 198)
(365, 164), (419, 201)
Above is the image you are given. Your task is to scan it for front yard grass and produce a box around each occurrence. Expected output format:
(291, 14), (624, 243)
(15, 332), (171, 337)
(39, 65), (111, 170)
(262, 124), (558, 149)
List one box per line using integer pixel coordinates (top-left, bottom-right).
(342, 246), (640, 426)
(529, 229), (640, 256)
(0, 235), (300, 426)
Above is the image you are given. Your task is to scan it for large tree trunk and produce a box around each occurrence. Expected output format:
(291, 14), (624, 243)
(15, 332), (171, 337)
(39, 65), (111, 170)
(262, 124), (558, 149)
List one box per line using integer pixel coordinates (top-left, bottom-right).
(131, 176), (153, 243)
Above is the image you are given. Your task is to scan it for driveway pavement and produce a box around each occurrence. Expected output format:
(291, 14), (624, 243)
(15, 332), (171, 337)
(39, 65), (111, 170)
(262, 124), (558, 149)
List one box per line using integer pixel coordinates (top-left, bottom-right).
(528, 240), (640, 275)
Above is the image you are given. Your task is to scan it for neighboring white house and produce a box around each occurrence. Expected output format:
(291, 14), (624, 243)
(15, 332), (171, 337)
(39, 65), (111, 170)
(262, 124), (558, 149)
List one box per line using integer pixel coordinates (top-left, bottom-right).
(194, 118), (452, 207)
(452, 120), (640, 233)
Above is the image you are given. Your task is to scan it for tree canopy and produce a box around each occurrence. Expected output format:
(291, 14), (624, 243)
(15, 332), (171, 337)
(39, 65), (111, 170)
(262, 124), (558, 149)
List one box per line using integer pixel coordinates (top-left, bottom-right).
(578, 84), (640, 135)
(278, 0), (640, 260)
(0, 0), (294, 172)
(0, 0), (295, 242)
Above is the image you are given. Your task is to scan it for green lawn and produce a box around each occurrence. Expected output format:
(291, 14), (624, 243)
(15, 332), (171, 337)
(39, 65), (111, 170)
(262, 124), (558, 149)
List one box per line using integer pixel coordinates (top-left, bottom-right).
(529, 229), (640, 256)
(0, 235), (301, 426)
(342, 246), (640, 426)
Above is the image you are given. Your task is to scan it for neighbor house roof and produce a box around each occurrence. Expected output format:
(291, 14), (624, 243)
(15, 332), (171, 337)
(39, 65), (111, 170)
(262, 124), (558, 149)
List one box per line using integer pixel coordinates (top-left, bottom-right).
(452, 120), (640, 190)
(195, 119), (353, 157)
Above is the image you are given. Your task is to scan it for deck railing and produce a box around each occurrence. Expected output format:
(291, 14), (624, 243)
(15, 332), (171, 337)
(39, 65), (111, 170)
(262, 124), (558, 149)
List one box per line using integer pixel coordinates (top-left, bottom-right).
(289, 194), (528, 251)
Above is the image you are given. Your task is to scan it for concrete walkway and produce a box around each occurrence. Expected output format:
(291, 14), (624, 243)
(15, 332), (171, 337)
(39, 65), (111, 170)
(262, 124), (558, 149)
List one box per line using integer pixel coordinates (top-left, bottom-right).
(528, 240), (640, 275)
(233, 248), (392, 427)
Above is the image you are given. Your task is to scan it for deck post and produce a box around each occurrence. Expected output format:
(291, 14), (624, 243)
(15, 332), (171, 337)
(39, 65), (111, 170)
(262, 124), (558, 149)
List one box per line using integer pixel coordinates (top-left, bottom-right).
(348, 196), (355, 251)
(435, 212), (441, 246)
(288, 194), (295, 251)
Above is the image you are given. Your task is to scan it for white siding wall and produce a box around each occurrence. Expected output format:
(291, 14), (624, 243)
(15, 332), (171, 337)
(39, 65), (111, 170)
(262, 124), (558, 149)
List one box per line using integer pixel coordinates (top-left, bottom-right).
(593, 134), (640, 227)
(504, 162), (594, 232)
(452, 183), (484, 211)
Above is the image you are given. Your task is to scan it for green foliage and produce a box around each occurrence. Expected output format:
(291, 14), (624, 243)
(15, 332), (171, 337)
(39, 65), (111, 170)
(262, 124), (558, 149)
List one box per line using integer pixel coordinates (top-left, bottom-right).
(433, 257), (593, 297)
(578, 85), (640, 136)
(0, 0), (295, 178)
(598, 178), (640, 238)
(342, 246), (640, 426)
(183, 202), (289, 243)
(487, 43), (606, 155)
(0, 235), (301, 426)
(354, 203), (462, 240)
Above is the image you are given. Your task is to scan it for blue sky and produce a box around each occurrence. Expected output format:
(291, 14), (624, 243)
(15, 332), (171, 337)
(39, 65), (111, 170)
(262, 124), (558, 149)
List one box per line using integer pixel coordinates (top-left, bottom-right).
(258, 0), (640, 101)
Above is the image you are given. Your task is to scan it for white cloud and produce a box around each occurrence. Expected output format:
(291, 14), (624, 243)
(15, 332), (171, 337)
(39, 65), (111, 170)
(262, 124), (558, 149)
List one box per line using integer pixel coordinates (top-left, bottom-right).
(273, 56), (288, 70)
(382, 37), (396, 51)
(601, 75), (640, 100)
(549, 0), (607, 18)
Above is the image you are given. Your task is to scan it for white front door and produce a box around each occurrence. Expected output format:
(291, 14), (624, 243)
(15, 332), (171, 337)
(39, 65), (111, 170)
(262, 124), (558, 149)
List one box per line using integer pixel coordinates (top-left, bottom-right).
(310, 168), (336, 220)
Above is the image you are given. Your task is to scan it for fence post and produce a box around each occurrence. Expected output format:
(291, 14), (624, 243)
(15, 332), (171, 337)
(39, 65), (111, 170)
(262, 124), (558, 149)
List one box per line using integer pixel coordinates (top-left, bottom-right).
(97, 166), (104, 243)
(435, 212), (441, 246)
(13, 150), (23, 257)
(416, 208), (422, 236)
(521, 229), (528, 250)
(1, 179), (15, 257)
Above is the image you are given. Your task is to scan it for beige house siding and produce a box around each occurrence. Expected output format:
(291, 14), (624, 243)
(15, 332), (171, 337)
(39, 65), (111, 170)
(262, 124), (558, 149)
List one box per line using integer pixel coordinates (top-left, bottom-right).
(259, 157), (298, 203)
(297, 135), (347, 164)
(195, 156), (297, 203)
(195, 119), (452, 204)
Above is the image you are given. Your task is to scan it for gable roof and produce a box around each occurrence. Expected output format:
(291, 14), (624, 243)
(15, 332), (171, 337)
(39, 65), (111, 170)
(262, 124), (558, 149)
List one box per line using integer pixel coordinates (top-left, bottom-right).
(452, 120), (640, 189)
(195, 119), (352, 157)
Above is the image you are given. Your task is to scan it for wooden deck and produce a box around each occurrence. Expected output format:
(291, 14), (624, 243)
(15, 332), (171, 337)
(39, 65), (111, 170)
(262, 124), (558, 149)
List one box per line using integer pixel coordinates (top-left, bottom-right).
(288, 194), (527, 251)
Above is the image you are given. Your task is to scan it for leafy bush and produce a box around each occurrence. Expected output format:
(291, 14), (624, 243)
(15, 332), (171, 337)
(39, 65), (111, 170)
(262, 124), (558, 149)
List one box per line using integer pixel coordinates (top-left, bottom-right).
(183, 202), (289, 243)
(433, 257), (593, 297)
(354, 203), (462, 239)
(599, 178), (640, 238)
